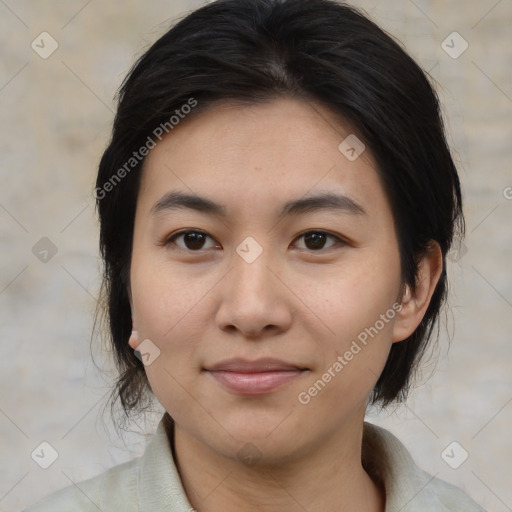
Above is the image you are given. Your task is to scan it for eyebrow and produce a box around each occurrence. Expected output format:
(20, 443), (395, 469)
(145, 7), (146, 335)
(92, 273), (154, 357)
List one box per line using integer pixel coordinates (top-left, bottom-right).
(150, 190), (367, 219)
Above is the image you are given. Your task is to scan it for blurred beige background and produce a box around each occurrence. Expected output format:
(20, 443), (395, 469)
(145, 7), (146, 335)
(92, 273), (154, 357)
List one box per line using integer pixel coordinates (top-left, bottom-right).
(1, 0), (511, 510)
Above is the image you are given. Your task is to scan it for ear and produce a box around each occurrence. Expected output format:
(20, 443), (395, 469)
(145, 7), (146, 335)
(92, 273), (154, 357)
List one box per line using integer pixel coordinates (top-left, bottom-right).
(127, 285), (137, 348)
(128, 327), (139, 350)
(392, 241), (443, 343)
(128, 314), (139, 350)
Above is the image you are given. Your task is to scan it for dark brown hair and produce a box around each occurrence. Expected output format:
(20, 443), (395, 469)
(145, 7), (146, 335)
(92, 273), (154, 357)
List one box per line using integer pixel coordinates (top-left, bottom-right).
(94, 0), (464, 428)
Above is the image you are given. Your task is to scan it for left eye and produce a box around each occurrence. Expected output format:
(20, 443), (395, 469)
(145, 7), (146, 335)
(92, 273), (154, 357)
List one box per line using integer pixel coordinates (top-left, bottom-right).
(164, 230), (343, 252)
(294, 231), (342, 251)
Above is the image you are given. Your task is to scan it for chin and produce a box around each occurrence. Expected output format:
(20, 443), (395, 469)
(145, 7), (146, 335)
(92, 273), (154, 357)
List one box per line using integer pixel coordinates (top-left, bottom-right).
(209, 410), (310, 461)
(225, 434), (306, 468)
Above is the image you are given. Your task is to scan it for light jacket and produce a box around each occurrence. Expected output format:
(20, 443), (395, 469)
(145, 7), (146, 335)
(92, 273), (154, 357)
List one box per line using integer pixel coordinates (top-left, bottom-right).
(23, 413), (487, 511)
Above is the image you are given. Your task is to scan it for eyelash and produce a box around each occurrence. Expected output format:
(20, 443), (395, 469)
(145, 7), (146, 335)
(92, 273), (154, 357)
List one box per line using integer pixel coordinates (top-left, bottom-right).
(162, 229), (346, 253)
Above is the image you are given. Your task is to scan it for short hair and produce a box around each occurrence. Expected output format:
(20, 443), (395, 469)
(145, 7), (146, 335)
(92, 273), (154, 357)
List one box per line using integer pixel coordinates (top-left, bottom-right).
(94, 0), (464, 427)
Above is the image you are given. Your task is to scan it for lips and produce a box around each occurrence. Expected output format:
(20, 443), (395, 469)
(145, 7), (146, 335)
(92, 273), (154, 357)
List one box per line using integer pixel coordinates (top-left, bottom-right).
(204, 358), (309, 395)
(205, 358), (307, 373)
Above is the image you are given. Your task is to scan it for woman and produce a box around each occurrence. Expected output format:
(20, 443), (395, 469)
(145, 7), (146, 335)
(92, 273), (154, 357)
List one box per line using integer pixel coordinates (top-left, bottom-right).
(24, 0), (487, 510)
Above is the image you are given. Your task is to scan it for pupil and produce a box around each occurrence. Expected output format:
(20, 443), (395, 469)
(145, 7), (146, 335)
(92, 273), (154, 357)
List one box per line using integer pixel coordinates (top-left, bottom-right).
(185, 232), (205, 250)
(305, 232), (325, 250)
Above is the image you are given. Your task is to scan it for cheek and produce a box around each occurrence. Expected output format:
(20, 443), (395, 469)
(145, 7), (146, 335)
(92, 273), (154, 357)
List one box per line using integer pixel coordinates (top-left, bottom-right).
(302, 252), (401, 393)
(297, 277), (399, 421)
(131, 254), (208, 337)
(130, 260), (207, 416)
(129, 262), (196, 388)
(312, 253), (401, 338)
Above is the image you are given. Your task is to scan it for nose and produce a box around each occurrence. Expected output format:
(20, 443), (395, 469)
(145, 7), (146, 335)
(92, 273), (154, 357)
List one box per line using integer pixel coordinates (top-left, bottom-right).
(215, 248), (292, 339)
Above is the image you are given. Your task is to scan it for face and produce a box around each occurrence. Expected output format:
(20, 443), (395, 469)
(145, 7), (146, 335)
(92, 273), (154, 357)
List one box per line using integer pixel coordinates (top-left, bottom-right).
(129, 97), (405, 463)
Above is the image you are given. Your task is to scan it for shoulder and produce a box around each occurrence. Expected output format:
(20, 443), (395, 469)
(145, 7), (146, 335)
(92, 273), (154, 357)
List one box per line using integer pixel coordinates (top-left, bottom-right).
(22, 414), (184, 512)
(22, 457), (140, 512)
(425, 473), (487, 511)
(362, 421), (487, 512)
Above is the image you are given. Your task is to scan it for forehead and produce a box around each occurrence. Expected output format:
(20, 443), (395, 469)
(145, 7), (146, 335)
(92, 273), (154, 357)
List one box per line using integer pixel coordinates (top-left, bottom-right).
(137, 97), (390, 222)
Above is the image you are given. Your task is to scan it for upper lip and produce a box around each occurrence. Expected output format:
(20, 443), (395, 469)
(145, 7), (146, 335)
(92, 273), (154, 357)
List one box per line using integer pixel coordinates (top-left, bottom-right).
(204, 358), (308, 373)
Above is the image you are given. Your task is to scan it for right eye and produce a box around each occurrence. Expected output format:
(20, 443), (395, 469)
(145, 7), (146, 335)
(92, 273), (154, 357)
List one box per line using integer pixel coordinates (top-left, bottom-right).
(163, 229), (220, 252)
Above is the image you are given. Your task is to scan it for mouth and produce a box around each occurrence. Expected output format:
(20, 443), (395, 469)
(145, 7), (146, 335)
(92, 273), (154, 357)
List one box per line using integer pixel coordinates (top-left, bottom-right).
(203, 358), (310, 395)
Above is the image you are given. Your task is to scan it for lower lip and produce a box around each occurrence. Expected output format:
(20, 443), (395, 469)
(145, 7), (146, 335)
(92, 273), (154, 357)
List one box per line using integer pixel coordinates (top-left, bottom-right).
(207, 370), (306, 395)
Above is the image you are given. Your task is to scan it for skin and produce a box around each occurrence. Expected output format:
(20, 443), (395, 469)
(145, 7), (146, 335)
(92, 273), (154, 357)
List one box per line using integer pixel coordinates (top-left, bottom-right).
(128, 96), (443, 512)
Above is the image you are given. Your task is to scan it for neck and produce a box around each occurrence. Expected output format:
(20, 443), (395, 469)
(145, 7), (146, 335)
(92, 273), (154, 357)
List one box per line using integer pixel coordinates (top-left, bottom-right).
(168, 407), (385, 512)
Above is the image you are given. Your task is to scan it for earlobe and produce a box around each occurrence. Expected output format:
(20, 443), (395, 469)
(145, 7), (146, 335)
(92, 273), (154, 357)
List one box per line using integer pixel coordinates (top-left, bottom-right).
(391, 242), (443, 343)
(128, 325), (140, 350)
